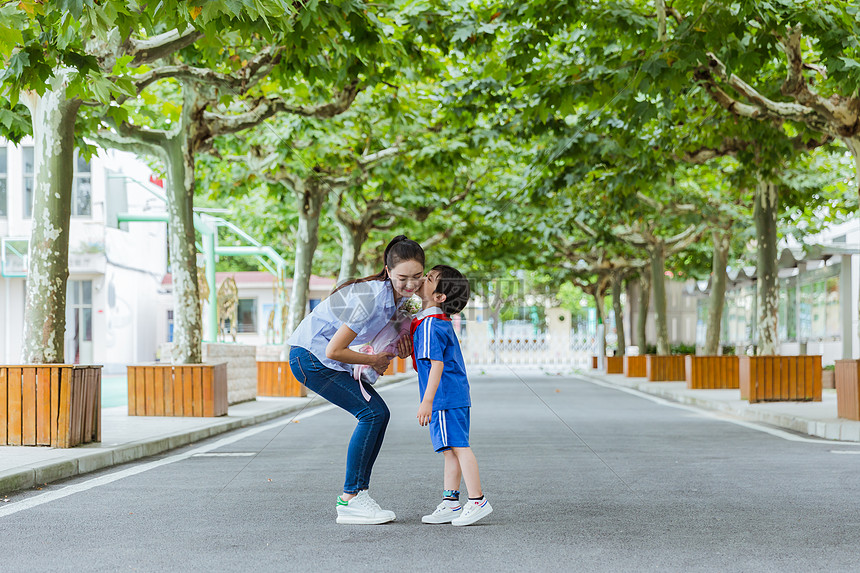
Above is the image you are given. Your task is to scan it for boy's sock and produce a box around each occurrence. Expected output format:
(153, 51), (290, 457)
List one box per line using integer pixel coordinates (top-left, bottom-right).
(468, 495), (485, 502)
(443, 490), (460, 508)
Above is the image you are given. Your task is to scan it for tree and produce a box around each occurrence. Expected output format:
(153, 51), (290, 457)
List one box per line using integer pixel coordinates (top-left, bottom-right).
(0, 2), (204, 362)
(573, 184), (703, 357)
(89, 1), (396, 362)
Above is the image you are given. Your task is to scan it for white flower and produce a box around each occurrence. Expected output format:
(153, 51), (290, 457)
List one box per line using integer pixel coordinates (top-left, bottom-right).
(402, 296), (422, 315)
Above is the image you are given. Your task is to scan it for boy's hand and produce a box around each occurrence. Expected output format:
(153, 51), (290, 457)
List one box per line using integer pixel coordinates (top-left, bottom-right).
(396, 335), (413, 359)
(370, 352), (395, 374)
(417, 401), (433, 426)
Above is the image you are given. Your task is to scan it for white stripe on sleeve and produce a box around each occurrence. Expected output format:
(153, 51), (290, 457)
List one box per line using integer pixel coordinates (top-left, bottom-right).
(422, 317), (432, 358)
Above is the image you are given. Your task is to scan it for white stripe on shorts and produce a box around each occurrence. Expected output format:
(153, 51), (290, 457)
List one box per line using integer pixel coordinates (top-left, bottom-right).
(440, 410), (448, 447)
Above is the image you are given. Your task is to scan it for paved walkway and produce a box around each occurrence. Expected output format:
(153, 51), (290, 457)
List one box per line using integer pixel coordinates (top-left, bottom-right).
(0, 373), (415, 497)
(3, 368), (860, 572)
(579, 369), (860, 442)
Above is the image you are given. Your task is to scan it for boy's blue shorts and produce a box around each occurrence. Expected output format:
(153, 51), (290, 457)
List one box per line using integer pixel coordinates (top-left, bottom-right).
(430, 407), (470, 452)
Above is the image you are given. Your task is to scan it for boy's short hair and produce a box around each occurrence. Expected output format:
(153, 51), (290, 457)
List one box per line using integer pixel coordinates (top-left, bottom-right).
(431, 265), (470, 316)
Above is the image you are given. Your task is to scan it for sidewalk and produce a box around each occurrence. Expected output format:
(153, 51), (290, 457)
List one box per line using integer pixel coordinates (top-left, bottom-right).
(0, 373), (416, 497)
(579, 369), (860, 443)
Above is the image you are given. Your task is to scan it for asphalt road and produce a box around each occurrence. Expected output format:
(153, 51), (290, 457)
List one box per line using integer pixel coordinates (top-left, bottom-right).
(3, 369), (859, 572)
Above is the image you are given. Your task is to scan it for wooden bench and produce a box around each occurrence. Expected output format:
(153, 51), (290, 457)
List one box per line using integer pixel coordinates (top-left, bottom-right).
(257, 362), (307, 397)
(685, 356), (740, 389)
(647, 355), (686, 381)
(0, 365), (101, 448)
(624, 355), (647, 378)
(127, 363), (227, 417)
(738, 356), (822, 403)
(605, 356), (623, 374)
(835, 360), (860, 421)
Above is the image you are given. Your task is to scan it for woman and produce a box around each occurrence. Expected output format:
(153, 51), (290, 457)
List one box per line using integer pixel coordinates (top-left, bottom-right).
(288, 235), (424, 525)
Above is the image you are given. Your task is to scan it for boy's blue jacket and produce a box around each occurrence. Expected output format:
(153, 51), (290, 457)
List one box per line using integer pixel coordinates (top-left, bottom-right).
(411, 314), (471, 411)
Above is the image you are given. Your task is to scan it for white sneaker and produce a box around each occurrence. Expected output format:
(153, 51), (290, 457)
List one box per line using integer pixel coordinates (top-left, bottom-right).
(336, 490), (396, 525)
(451, 498), (492, 526)
(422, 501), (462, 524)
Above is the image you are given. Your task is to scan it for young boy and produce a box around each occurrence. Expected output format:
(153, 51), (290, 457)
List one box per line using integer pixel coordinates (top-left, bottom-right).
(411, 265), (492, 526)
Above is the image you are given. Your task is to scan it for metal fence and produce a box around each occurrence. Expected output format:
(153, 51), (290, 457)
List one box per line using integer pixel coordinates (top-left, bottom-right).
(461, 329), (594, 369)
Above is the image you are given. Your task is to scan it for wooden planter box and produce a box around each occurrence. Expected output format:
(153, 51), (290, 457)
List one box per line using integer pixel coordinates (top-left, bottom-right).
(605, 356), (623, 374)
(257, 362), (307, 398)
(127, 363), (227, 417)
(383, 358), (397, 376)
(685, 356), (740, 389)
(624, 355), (647, 378)
(835, 360), (860, 421)
(738, 356), (822, 403)
(0, 365), (101, 448)
(647, 355), (686, 382)
(380, 357), (410, 375)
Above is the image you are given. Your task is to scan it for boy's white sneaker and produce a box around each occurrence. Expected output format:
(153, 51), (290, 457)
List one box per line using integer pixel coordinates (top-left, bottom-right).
(336, 490), (396, 525)
(422, 501), (462, 524)
(452, 498), (492, 526)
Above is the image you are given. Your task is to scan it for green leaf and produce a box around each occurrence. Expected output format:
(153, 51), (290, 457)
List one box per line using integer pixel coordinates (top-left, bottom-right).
(59, 0), (85, 20)
(0, 18), (24, 59)
(839, 56), (860, 69)
(0, 50), (29, 83)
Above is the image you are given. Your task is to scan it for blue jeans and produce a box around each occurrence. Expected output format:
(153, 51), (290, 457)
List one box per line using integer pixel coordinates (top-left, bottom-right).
(289, 346), (391, 494)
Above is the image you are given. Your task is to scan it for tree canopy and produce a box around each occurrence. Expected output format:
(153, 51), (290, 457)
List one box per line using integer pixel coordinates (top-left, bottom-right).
(2, 0), (858, 361)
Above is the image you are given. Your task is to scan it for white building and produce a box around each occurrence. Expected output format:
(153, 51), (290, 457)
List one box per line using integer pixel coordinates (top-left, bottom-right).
(625, 219), (860, 364)
(692, 219), (859, 364)
(1, 139), (168, 370)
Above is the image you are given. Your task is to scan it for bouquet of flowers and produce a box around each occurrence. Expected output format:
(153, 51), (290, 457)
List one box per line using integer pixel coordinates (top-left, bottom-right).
(353, 297), (421, 386)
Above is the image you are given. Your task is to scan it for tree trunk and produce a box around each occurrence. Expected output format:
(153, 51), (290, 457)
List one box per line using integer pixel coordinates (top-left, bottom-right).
(611, 271), (626, 356)
(754, 179), (780, 355)
(20, 71), (82, 364)
(162, 136), (203, 364)
(842, 135), (860, 198)
(650, 245), (670, 355)
(335, 220), (367, 284)
(594, 287), (607, 357)
(842, 135), (860, 349)
(287, 181), (324, 335)
(704, 227), (731, 355)
(490, 296), (503, 339)
(636, 271), (650, 351)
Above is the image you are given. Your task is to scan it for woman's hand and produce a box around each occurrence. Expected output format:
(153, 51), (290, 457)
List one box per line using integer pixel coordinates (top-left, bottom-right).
(417, 401), (433, 426)
(396, 335), (413, 359)
(370, 352), (395, 374)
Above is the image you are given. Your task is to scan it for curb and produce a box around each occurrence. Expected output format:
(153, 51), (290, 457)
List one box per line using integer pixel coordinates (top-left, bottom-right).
(577, 371), (860, 443)
(1, 373), (416, 497)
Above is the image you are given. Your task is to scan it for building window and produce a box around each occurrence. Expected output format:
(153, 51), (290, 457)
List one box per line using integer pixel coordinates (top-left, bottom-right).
(222, 299), (257, 334)
(778, 278), (797, 342)
(0, 146), (6, 217)
(825, 276), (840, 337)
(23, 146), (34, 218)
(66, 280), (93, 364)
(799, 267), (841, 341)
(73, 153), (92, 216)
(723, 286), (754, 346)
(237, 298), (257, 333)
